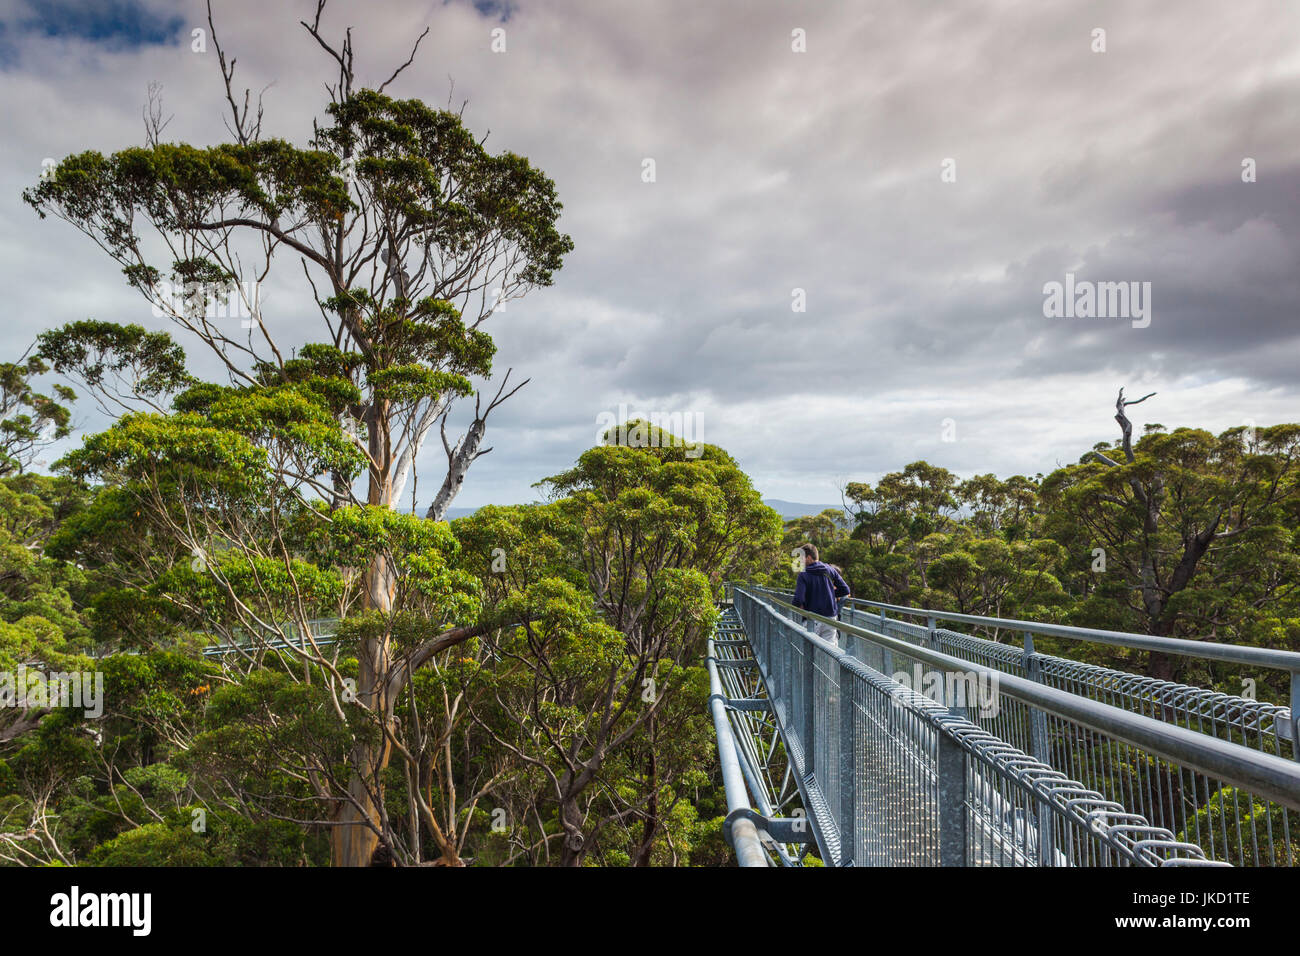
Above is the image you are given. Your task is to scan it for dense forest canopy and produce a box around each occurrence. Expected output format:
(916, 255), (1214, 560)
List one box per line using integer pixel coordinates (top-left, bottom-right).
(4, 346), (1297, 866)
(3, 2), (1297, 869)
(0, 404), (782, 865)
(785, 399), (1300, 699)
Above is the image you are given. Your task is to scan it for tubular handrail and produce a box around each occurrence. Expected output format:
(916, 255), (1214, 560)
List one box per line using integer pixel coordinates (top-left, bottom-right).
(202, 618), (340, 658)
(837, 594), (1300, 673)
(707, 626), (772, 867)
(746, 586), (1300, 814)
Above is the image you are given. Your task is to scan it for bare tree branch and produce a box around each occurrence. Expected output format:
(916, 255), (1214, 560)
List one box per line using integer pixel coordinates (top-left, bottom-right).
(378, 26), (430, 93)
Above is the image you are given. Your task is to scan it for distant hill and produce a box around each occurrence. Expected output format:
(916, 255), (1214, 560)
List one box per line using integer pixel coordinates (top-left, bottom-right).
(403, 505), (480, 520)
(437, 501), (845, 522)
(764, 499), (848, 521)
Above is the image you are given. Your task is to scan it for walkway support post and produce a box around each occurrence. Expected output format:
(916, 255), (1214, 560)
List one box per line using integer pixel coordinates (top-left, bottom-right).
(802, 639), (815, 778)
(1022, 630), (1055, 865)
(838, 655), (857, 865)
(1291, 671), (1300, 763)
(936, 730), (967, 866)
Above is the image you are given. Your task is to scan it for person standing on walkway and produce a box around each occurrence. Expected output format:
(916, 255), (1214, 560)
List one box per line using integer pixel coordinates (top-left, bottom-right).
(791, 543), (851, 646)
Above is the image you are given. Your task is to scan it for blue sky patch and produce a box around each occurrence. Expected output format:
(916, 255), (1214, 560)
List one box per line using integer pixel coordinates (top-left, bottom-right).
(11, 0), (184, 49)
(444, 0), (513, 24)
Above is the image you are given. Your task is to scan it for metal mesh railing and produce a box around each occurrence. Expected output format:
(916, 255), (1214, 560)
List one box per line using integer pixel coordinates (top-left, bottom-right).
(831, 601), (1299, 866)
(204, 618), (339, 658)
(729, 586), (1236, 866)
(842, 606), (1294, 758)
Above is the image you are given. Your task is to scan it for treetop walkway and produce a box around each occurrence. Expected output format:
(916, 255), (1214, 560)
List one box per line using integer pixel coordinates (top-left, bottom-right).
(710, 585), (1300, 867)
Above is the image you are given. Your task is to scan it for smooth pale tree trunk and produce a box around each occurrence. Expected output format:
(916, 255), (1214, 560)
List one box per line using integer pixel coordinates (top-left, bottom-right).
(390, 394), (448, 509)
(331, 401), (398, 867)
(426, 417), (485, 522)
(332, 642), (394, 871)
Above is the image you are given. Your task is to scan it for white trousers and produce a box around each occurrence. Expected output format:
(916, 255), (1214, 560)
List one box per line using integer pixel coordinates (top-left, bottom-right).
(806, 619), (839, 646)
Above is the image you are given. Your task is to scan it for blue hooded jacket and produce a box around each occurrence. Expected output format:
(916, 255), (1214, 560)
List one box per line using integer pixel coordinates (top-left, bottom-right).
(793, 561), (851, 618)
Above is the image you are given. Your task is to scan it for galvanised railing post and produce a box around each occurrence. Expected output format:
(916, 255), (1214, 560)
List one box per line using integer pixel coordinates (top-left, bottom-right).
(880, 608), (894, 680)
(1291, 671), (1300, 763)
(775, 613), (784, 699)
(1023, 631), (1049, 759)
(1023, 630), (1055, 865)
(933, 614), (971, 722)
(802, 628), (816, 778)
(763, 606), (769, 654)
(839, 654), (857, 865)
(772, 611), (782, 700)
(936, 727), (968, 866)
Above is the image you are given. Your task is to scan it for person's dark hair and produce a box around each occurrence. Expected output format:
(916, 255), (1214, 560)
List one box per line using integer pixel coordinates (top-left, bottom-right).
(797, 542), (819, 561)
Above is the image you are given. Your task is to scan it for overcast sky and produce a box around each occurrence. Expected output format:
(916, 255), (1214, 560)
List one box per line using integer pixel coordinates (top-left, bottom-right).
(3, 0), (1298, 508)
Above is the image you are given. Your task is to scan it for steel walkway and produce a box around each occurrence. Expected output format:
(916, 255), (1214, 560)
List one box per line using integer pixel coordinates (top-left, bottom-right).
(711, 585), (1300, 867)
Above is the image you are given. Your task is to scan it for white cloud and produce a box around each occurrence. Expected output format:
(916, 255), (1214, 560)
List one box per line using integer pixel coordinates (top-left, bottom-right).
(4, 0), (1300, 506)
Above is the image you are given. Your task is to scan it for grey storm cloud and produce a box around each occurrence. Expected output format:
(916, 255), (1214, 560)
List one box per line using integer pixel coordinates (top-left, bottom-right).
(1, 0), (1298, 507)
